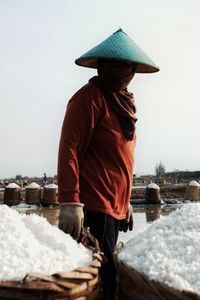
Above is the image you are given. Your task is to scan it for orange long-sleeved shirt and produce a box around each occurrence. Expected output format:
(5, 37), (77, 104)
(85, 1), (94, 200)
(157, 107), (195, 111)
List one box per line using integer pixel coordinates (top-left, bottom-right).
(57, 81), (136, 220)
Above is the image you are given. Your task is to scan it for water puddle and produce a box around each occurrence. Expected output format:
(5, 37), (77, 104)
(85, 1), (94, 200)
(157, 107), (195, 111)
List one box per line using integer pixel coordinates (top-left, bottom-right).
(11, 202), (185, 244)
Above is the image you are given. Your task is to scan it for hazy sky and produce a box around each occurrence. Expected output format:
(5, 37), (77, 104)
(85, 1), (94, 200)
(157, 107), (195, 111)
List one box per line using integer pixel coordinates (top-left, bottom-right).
(0, 0), (200, 179)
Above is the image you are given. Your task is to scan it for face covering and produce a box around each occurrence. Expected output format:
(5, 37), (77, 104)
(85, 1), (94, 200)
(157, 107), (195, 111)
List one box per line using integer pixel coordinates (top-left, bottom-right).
(89, 59), (137, 140)
(97, 59), (136, 91)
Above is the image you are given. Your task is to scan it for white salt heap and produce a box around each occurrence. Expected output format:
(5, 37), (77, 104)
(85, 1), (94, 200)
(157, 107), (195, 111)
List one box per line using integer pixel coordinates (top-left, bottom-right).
(6, 183), (20, 189)
(147, 183), (159, 190)
(189, 180), (200, 187)
(0, 205), (92, 281)
(26, 182), (41, 189)
(44, 183), (58, 189)
(118, 204), (200, 295)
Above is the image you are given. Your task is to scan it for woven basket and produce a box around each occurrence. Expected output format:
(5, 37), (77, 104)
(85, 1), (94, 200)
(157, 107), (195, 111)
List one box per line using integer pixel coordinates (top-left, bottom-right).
(41, 188), (59, 206)
(115, 257), (200, 300)
(0, 229), (103, 300)
(185, 186), (200, 201)
(3, 188), (21, 206)
(25, 188), (41, 204)
(145, 187), (161, 203)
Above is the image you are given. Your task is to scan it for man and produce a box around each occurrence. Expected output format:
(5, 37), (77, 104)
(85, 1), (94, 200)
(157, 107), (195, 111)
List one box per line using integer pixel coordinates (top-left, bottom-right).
(58, 29), (159, 299)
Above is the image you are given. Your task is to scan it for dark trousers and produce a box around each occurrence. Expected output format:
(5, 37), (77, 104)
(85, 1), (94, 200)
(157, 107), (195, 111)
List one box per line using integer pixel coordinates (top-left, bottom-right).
(84, 209), (120, 300)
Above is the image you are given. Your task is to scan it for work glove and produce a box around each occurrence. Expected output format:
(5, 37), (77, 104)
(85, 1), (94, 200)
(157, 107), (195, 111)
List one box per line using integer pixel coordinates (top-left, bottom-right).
(58, 202), (84, 240)
(119, 204), (134, 232)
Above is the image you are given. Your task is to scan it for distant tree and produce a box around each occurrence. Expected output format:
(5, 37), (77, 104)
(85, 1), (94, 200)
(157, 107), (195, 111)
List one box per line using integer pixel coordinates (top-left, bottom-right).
(155, 162), (166, 177)
(15, 174), (22, 180)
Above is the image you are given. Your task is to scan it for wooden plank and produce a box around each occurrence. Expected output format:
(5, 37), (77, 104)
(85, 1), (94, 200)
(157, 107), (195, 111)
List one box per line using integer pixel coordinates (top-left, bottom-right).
(74, 266), (98, 276)
(65, 282), (88, 297)
(25, 273), (55, 282)
(89, 260), (101, 268)
(0, 281), (64, 292)
(87, 277), (99, 288)
(55, 272), (93, 280)
(53, 278), (78, 290)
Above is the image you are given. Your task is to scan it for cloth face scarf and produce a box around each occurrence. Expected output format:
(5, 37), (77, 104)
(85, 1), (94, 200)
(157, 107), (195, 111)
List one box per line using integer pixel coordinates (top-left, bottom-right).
(90, 59), (137, 140)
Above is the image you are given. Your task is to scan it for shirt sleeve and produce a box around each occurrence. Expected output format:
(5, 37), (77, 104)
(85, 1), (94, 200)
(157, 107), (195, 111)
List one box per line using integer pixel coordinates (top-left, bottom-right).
(57, 85), (102, 203)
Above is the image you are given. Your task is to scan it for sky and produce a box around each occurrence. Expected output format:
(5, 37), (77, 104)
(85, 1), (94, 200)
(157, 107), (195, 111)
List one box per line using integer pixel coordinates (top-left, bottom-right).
(0, 0), (200, 179)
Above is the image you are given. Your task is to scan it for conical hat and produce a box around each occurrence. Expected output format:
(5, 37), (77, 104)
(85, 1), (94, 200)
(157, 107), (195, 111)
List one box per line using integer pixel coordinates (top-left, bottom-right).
(75, 29), (159, 73)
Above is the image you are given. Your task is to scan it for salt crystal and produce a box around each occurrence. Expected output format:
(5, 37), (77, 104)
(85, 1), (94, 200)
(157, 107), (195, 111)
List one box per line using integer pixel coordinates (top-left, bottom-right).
(0, 205), (92, 281)
(147, 183), (159, 190)
(189, 180), (200, 187)
(6, 183), (20, 189)
(118, 204), (200, 295)
(26, 182), (41, 189)
(44, 184), (58, 189)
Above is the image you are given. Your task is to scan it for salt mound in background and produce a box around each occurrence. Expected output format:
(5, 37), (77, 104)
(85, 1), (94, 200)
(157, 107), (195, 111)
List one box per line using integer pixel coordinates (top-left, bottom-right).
(0, 205), (92, 281)
(118, 203), (200, 294)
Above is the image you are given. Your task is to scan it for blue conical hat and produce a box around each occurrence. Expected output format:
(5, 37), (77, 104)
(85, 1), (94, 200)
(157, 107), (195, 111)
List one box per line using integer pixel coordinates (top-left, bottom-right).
(75, 29), (159, 73)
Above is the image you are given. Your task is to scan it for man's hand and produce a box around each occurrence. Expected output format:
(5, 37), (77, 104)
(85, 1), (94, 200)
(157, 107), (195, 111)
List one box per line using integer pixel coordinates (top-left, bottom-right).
(58, 202), (84, 240)
(119, 204), (134, 232)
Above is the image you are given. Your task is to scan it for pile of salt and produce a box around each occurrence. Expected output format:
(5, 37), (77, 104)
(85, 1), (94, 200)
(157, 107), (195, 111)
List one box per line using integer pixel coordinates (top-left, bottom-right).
(44, 184), (58, 189)
(26, 182), (41, 189)
(147, 183), (160, 189)
(6, 183), (20, 189)
(0, 205), (92, 281)
(118, 204), (200, 294)
(189, 180), (200, 187)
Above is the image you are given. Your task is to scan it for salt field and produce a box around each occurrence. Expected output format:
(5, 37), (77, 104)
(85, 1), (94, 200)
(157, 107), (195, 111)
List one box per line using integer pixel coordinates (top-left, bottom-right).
(11, 203), (180, 243)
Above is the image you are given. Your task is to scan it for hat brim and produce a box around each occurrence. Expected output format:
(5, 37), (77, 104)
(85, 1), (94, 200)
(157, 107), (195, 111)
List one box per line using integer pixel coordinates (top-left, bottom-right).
(75, 56), (159, 73)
